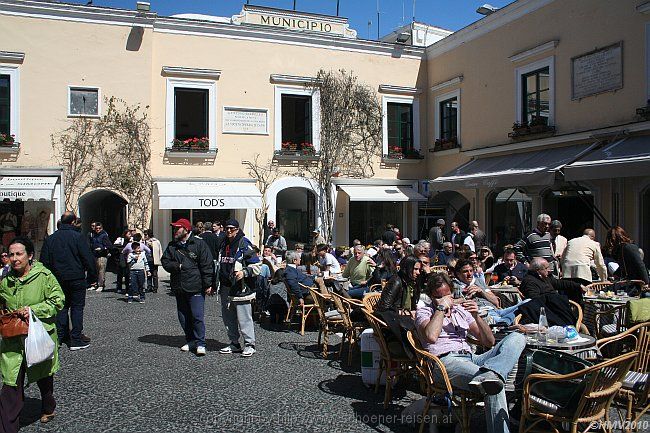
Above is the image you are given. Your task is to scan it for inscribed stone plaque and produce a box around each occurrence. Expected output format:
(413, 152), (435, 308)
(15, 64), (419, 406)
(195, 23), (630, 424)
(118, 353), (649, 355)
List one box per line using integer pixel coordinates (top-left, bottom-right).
(222, 107), (268, 135)
(572, 42), (623, 100)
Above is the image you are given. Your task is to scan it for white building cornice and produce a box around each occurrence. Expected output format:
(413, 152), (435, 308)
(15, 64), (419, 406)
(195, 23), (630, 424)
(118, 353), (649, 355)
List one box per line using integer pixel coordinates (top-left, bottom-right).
(378, 84), (421, 95)
(0, 0), (156, 27)
(430, 75), (463, 92)
(161, 66), (221, 80)
(509, 40), (559, 63)
(0, 1), (425, 59)
(426, 0), (556, 58)
(0, 50), (24, 63)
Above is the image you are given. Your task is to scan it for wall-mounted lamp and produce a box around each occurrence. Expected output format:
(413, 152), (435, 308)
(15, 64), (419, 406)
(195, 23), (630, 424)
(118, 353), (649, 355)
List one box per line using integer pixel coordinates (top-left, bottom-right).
(476, 3), (499, 15)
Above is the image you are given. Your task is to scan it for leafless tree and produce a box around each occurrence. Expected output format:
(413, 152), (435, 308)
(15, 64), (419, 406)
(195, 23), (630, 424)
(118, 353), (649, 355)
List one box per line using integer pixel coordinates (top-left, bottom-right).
(306, 69), (383, 242)
(52, 97), (152, 228)
(242, 154), (285, 248)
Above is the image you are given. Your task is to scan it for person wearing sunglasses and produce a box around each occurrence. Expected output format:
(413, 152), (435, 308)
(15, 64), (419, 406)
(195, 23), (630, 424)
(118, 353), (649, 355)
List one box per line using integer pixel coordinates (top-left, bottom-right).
(0, 246), (10, 280)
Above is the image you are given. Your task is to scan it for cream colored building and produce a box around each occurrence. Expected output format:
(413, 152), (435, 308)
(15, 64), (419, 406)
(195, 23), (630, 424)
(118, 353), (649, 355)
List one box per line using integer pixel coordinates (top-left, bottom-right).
(425, 0), (650, 258)
(0, 0), (649, 258)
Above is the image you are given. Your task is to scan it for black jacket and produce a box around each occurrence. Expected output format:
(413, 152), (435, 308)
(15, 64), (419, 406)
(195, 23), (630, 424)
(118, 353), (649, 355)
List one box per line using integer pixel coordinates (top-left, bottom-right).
(161, 235), (213, 293)
(40, 224), (97, 283)
(197, 231), (222, 260)
(377, 272), (420, 313)
(614, 243), (649, 284)
(520, 270), (583, 304)
(219, 230), (255, 288)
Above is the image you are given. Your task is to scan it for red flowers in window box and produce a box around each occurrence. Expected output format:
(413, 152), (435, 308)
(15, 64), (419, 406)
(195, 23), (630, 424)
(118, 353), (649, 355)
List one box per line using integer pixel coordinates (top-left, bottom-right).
(171, 137), (209, 151)
(0, 133), (16, 147)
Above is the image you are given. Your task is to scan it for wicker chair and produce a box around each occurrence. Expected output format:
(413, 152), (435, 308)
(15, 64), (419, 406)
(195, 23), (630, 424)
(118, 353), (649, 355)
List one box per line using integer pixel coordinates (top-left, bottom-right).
(597, 322), (650, 433)
(368, 283), (383, 292)
(361, 308), (416, 409)
(520, 350), (638, 433)
(283, 282), (316, 335)
(594, 304), (628, 339)
(585, 281), (614, 293)
(330, 291), (366, 366)
(309, 288), (345, 359)
(406, 330), (482, 433)
(362, 292), (381, 313)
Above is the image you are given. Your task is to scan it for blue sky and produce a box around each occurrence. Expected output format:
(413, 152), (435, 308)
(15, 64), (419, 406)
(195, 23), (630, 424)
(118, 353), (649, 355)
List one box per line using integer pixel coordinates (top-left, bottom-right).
(68, 0), (513, 38)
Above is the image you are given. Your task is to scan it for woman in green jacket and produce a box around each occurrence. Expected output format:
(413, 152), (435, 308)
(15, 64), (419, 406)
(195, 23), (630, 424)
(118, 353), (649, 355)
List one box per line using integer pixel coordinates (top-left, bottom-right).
(0, 237), (65, 433)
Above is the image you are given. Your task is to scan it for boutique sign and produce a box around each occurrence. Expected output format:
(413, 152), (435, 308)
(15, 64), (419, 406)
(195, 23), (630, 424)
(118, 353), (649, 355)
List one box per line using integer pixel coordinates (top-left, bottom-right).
(232, 5), (357, 39)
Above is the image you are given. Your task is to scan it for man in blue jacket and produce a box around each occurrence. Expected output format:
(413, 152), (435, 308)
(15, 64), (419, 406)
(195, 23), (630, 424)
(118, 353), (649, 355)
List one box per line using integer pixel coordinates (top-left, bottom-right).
(41, 211), (97, 350)
(89, 222), (112, 292)
(284, 250), (315, 305)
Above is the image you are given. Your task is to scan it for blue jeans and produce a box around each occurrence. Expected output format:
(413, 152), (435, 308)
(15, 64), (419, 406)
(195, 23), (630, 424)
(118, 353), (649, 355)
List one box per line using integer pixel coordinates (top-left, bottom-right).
(487, 299), (531, 325)
(437, 332), (526, 433)
(129, 269), (146, 299)
(347, 285), (369, 299)
(175, 291), (206, 348)
(56, 278), (87, 345)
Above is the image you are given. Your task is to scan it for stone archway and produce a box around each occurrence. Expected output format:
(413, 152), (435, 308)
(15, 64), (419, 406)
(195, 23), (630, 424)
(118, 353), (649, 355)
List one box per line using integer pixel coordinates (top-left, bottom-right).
(78, 189), (128, 240)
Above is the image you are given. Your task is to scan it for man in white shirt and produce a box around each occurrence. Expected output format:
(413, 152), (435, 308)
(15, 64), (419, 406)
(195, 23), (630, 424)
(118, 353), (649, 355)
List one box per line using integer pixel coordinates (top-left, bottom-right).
(561, 228), (607, 285)
(316, 244), (341, 275)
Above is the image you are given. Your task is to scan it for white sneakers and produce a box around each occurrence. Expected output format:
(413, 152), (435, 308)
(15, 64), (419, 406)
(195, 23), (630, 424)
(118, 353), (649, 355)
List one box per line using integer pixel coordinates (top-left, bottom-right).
(181, 343), (206, 356)
(219, 344), (242, 354)
(241, 346), (256, 357)
(95, 286), (103, 292)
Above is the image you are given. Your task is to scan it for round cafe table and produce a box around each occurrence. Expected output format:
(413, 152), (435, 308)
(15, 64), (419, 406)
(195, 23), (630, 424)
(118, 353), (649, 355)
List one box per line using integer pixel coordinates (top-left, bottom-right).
(524, 332), (596, 351)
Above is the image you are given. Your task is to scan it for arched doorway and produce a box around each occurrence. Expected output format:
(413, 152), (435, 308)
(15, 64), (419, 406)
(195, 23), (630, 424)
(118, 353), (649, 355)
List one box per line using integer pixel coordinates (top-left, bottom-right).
(78, 189), (128, 240)
(419, 191), (470, 241)
(276, 187), (316, 248)
(542, 187), (594, 240)
(488, 188), (532, 255)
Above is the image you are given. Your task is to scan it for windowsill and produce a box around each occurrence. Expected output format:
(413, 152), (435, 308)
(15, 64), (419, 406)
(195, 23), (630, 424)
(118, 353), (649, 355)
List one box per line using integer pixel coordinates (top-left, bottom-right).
(0, 143), (20, 153)
(164, 148), (217, 158)
(274, 151), (319, 161)
(508, 126), (556, 142)
(67, 114), (100, 118)
(382, 154), (424, 164)
(431, 147), (460, 156)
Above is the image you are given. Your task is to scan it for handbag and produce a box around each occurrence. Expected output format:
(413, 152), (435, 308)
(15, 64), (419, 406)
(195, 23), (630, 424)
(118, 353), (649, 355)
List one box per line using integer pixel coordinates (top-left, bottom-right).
(520, 348), (593, 410)
(0, 307), (29, 339)
(626, 298), (650, 325)
(24, 308), (55, 367)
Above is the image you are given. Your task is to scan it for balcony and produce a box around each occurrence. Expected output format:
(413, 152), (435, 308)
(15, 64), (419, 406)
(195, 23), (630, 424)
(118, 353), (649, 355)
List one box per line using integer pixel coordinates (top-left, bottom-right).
(508, 119), (556, 141)
(382, 146), (424, 164)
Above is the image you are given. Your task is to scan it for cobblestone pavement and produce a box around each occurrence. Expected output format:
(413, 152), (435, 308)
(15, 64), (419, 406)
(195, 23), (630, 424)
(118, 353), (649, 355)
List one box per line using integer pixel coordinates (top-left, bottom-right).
(15, 273), (648, 433)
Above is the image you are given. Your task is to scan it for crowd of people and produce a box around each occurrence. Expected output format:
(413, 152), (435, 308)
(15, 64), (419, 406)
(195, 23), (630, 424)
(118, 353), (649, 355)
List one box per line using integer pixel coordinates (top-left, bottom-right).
(0, 209), (648, 433)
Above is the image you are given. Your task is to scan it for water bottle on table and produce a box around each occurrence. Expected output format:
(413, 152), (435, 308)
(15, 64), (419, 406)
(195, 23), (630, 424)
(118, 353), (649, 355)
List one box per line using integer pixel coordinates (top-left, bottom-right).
(537, 307), (548, 344)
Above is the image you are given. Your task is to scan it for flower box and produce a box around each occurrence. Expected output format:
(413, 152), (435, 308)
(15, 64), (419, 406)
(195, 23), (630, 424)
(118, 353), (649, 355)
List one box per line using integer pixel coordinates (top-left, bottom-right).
(434, 137), (459, 152)
(0, 133), (16, 147)
(508, 121), (555, 140)
(171, 137), (210, 152)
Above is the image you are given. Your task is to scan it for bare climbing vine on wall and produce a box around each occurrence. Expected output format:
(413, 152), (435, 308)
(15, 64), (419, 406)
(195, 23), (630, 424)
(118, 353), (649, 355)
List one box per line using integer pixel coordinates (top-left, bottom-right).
(51, 97), (152, 228)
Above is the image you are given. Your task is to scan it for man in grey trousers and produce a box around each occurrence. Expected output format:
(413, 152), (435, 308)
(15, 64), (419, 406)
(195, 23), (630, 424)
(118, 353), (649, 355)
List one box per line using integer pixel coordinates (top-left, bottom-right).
(217, 219), (260, 357)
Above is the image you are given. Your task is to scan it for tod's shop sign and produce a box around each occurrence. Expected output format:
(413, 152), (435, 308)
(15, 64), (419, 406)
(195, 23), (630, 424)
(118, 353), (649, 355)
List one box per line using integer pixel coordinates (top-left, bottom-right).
(232, 5), (357, 38)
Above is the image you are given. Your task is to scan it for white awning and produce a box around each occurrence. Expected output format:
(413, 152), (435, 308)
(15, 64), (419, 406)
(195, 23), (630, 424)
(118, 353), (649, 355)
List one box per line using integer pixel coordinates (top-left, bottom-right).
(156, 181), (262, 209)
(429, 143), (595, 190)
(339, 185), (427, 202)
(564, 136), (650, 181)
(0, 176), (57, 201)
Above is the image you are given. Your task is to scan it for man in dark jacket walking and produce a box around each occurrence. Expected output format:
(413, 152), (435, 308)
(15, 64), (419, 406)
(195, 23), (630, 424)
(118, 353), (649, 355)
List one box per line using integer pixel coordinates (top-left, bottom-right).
(41, 211), (97, 350)
(161, 218), (213, 356)
(89, 222), (112, 292)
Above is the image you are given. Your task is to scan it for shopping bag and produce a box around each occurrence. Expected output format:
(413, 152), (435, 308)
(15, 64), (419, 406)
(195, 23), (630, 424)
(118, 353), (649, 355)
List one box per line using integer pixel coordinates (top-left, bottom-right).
(24, 308), (55, 368)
